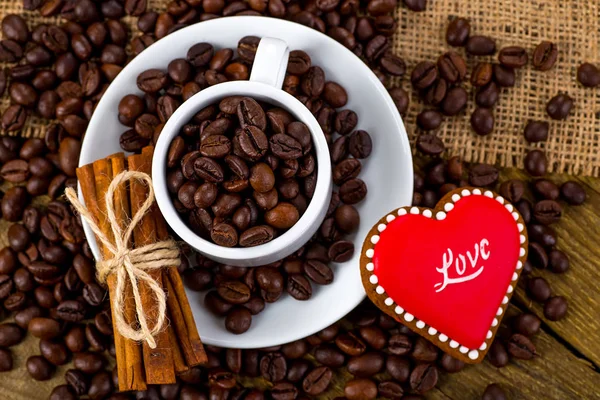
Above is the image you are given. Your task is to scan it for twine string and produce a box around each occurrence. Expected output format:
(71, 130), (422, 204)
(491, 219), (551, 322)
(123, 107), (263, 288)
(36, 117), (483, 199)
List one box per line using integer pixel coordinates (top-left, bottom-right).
(65, 171), (180, 349)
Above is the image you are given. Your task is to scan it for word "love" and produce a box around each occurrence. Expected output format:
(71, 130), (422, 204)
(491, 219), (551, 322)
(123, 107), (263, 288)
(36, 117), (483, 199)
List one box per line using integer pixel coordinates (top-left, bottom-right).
(434, 239), (490, 293)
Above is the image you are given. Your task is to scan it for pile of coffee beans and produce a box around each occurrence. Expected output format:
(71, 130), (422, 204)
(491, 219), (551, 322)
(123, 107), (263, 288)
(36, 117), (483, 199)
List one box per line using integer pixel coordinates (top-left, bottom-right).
(121, 39), (370, 333)
(410, 17), (575, 175)
(167, 95), (318, 248)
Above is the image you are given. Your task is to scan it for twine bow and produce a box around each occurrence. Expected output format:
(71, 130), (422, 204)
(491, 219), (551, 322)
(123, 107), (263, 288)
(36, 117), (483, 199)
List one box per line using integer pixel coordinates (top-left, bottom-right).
(65, 171), (180, 349)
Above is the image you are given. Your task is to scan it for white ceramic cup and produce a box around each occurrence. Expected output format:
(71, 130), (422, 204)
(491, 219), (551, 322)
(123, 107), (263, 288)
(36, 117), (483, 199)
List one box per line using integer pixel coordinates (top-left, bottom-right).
(153, 37), (332, 267)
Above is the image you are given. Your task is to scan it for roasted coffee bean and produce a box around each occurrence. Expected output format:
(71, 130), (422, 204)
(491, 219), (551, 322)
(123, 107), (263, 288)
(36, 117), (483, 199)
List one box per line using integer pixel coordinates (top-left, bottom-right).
(487, 340), (509, 367)
(499, 179), (525, 203)
(577, 62), (600, 87)
(466, 35), (496, 55)
(476, 81), (500, 108)
(482, 383), (507, 400)
(532, 41), (558, 71)
(507, 333), (537, 359)
(286, 274), (312, 300)
(499, 46), (528, 68)
(40, 339), (68, 366)
(544, 296), (568, 321)
(217, 281), (251, 304)
(410, 363), (438, 394)
(344, 378), (377, 400)
(57, 300), (86, 322)
(561, 181), (586, 205)
(411, 337), (438, 362)
(29, 317), (61, 339)
(314, 344), (345, 368)
(446, 17), (470, 46)
(411, 61), (437, 89)
(416, 133), (445, 156)
(347, 352), (384, 377)
(0, 348), (12, 372)
(524, 120), (549, 143)
(493, 64), (515, 87)
(0, 323), (24, 347)
(73, 352), (105, 374)
(417, 110), (443, 131)
(65, 369), (89, 396)
(527, 276), (551, 302)
(388, 334), (413, 356)
(438, 52), (467, 83)
(534, 199), (562, 224)
(440, 353), (465, 373)
(524, 149), (548, 177)
(441, 86), (467, 116)
(546, 93), (574, 120)
(389, 87), (409, 114)
(1, 159), (30, 183)
(470, 107), (494, 136)
(529, 240), (548, 268)
(380, 52), (405, 76)
(259, 352), (287, 382)
(513, 313), (541, 336)
(27, 355), (54, 381)
(286, 359), (311, 383)
(547, 249), (569, 273)
(339, 178), (367, 204)
(302, 366), (332, 395)
(0, 39), (23, 62)
(533, 179), (560, 200)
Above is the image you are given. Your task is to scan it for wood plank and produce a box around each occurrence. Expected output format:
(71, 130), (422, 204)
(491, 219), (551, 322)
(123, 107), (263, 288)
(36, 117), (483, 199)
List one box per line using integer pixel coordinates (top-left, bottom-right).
(499, 169), (600, 367)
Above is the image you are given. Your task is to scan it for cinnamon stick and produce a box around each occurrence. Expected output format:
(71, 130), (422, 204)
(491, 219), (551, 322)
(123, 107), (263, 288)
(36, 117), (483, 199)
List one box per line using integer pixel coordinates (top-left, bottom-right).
(83, 159), (147, 391)
(142, 146), (207, 367)
(127, 153), (176, 385)
(107, 154), (146, 391)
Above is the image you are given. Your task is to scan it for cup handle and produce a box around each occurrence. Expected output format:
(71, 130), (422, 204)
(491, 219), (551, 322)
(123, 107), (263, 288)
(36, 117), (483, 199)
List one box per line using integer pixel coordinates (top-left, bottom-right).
(249, 37), (290, 89)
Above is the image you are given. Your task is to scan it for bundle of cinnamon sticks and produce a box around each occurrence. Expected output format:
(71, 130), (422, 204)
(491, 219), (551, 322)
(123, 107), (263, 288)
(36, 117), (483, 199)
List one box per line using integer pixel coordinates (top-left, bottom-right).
(75, 146), (206, 391)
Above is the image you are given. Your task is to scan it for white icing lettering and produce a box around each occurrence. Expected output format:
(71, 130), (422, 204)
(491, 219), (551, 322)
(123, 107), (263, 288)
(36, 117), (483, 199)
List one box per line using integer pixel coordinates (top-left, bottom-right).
(434, 238), (489, 293)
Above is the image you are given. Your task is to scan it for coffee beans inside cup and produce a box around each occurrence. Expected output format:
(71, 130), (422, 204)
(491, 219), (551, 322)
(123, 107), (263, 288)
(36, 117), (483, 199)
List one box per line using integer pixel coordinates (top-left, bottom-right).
(167, 96), (318, 248)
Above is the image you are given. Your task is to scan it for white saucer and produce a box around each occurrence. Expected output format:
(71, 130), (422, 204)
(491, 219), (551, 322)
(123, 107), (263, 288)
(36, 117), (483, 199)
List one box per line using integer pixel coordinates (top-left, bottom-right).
(79, 16), (413, 348)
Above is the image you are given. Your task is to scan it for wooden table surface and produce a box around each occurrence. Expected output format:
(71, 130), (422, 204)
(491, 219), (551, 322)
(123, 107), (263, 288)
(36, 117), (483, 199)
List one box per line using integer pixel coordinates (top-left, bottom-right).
(0, 167), (599, 399)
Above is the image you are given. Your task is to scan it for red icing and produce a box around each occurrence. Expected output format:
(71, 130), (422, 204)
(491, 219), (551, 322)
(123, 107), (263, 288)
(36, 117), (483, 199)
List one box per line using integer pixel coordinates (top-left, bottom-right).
(373, 195), (521, 349)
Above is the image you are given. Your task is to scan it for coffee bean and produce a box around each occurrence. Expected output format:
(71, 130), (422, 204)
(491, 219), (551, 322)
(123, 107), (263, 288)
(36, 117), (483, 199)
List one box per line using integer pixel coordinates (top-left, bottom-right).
(513, 313), (541, 336)
(533, 179), (559, 200)
(493, 64), (515, 87)
(476, 81), (499, 108)
(576, 62), (600, 87)
(498, 179), (525, 203)
(389, 87), (409, 114)
(469, 163), (499, 186)
(440, 353), (465, 373)
(544, 296), (568, 321)
(2, 104), (27, 131)
(411, 337), (438, 362)
(259, 352), (287, 382)
(524, 149), (547, 177)
(0, 39), (23, 62)
(348, 130), (372, 159)
(532, 41), (558, 71)
(411, 61), (437, 89)
(239, 225), (276, 247)
(507, 333), (536, 360)
(466, 35), (496, 55)
(547, 249), (569, 273)
(546, 93), (574, 120)
(438, 52), (467, 83)
(470, 107), (494, 136)
(524, 120), (549, 143)
(40, 339), (68, 366)
(487, 340), (509, 367)
(347, 352), (384, 377)
(339, 178), (367, 204)
(302, 366), (332, 395)
(335, 332), (367, 356)
(378, 380), (404, 398)
(314, 344), (345, 368)
(388, 333), (413, 356)
(527, 277), (551, 302)
(560, 181), (586, 205)
(446, 17), (470, 46)
(2, 15), (29, 43)
(499, 46), (528, 68)
(27, 355), (54, 381)
(534, 199), (562, 225)
(528, 223), (556, 248)
(441, 86), (467, 116)
(56, 299), (86, 323)
(410, 363), (438, 394)
(483, 384), (507, 400)
(73, 352), (105, 374)
(344, 378), (377, 400)
(0, 323), (24, 347)
(0, 348), (12, 372)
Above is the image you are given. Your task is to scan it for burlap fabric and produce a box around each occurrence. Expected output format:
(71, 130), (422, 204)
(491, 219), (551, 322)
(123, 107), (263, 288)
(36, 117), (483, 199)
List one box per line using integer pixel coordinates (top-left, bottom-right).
(392, 0), (600, 176)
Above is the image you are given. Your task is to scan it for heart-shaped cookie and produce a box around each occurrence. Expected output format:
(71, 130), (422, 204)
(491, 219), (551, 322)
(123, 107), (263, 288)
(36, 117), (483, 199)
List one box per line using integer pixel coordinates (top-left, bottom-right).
(360, 187), (528, 363)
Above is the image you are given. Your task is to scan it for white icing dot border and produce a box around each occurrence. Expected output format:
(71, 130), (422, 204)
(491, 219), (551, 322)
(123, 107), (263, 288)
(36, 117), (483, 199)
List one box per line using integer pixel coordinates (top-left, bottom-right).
(360, 187), (528, 363)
